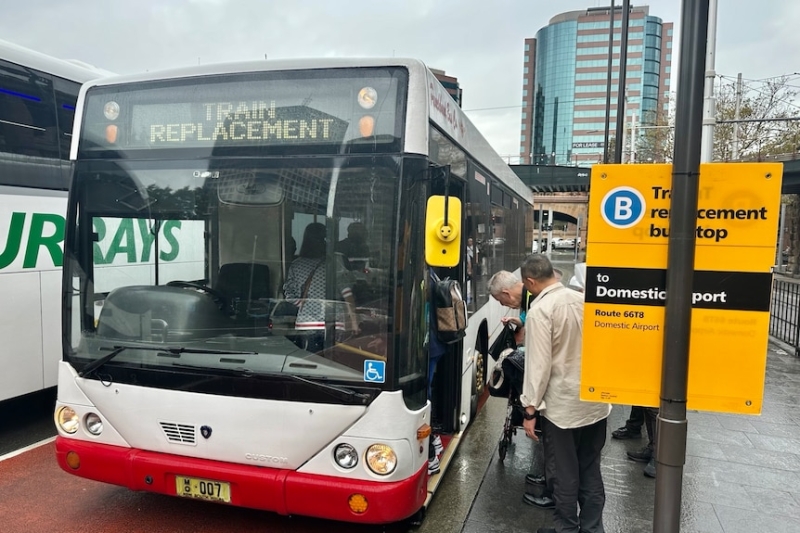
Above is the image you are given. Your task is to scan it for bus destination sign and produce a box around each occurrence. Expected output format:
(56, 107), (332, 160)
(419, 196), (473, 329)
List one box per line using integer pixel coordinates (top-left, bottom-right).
(132, 100), (349, 147)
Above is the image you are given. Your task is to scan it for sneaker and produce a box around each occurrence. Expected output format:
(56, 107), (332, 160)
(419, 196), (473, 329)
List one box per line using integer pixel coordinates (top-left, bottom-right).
(428, 455), (441, 475)
(611, 426), (642, 439)
(432, 435), (444, 456)
(626, 445), (653, 463)
(644, 458), (656, 478)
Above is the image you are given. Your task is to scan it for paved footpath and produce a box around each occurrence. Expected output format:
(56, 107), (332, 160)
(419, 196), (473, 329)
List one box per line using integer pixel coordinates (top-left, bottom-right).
(452, 342), (800, 533)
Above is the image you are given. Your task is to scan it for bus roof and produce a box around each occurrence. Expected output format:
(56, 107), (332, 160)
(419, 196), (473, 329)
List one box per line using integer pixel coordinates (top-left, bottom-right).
(0, 38), (111, 83)
(78, 57), (532, 203)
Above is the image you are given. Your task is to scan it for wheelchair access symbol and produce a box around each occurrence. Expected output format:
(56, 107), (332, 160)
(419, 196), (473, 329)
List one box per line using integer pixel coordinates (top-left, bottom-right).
(364, 360), (385, 383)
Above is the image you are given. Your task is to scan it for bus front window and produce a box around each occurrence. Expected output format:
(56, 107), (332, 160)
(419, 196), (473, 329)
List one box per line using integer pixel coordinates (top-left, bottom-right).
(66, 158), (398, 389)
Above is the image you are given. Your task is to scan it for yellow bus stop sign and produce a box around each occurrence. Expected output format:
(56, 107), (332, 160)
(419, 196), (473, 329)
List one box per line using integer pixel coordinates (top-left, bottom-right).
(581, 163), (783, 414)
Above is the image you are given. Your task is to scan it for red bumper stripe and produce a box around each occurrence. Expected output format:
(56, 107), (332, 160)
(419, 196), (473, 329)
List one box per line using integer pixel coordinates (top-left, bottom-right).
(55, 437), (427, 524)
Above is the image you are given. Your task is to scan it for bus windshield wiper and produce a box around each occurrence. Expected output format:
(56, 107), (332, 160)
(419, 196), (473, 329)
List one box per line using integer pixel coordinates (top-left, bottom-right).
(281, 373), (373, 403)
(79, 345), (258, 378)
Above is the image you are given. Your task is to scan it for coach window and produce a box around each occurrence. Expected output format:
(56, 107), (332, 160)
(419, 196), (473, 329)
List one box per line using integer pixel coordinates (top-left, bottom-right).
(0, 60), (59, 159)
(54, 77), (80, 160)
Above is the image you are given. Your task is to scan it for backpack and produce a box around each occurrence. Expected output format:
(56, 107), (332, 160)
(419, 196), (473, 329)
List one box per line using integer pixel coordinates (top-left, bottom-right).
(431, 273), (467, 344)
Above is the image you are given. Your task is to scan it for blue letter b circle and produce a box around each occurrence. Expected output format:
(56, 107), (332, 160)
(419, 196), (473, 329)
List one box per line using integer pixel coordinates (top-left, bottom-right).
(601, 187), (645, 229)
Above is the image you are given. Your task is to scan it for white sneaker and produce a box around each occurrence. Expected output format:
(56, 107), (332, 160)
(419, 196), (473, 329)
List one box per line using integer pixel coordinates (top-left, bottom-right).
(432, 435), (444, 456)
(428, 455), (441, 475)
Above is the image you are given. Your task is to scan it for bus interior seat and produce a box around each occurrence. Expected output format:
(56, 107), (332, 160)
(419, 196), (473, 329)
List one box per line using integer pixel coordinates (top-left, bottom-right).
(216, 262), (271, 301)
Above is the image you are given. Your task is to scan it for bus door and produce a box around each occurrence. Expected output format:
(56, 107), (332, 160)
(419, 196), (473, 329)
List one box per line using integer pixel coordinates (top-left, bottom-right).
(428, 173), (465, 435)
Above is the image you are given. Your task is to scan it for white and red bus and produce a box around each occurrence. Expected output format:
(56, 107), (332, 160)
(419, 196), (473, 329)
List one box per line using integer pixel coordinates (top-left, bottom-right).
(0, 39), (111, 403)
(54, 58), (534, 524)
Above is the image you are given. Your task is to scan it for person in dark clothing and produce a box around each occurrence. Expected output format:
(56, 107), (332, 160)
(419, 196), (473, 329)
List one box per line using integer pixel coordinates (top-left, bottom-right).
(626, 407), (658, 478)
(611, 406), (645, 439)
(336, 222), (369, 270)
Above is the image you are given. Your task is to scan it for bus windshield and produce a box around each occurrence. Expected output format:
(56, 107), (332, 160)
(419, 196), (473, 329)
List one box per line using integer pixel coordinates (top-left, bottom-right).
(64, 156), (398, 392)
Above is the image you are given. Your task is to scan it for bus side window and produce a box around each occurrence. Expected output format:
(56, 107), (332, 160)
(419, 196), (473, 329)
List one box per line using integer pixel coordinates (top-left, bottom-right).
(0, 60), (59, 159)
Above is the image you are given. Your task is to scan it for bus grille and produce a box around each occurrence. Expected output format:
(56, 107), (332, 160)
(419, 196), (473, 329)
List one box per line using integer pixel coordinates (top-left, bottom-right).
(159, 421), (196, 445)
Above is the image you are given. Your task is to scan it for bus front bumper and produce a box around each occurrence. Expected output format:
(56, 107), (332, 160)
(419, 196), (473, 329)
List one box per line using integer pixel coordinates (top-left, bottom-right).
(55, 436), (427, 524)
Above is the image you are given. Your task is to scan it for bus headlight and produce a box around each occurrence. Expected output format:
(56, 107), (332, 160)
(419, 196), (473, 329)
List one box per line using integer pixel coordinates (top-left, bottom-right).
(56, 406), (79, 434)
(333, 443), (358, 469)
(85, 413), (103, 436)
(365, 444), (397, 475)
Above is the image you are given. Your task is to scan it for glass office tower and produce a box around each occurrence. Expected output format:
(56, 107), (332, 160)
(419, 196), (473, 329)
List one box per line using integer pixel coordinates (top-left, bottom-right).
(519, 5), (673, 165)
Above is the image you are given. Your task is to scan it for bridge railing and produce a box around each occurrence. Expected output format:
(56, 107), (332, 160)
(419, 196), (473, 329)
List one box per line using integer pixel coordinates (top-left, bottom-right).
(770, 273), (800, 356)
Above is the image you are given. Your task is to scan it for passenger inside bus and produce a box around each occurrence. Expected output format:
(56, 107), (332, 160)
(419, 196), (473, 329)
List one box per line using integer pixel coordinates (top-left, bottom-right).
(283, 222), (359, 352)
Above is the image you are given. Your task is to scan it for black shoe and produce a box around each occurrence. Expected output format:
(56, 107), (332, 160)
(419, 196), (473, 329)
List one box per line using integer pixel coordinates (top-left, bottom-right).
(524, 493), (555, 509)
(525, 473), (546, 485)
(644, 457), (656, 478)
(611, 426), (642, 439)
(627, 445), (653, 463)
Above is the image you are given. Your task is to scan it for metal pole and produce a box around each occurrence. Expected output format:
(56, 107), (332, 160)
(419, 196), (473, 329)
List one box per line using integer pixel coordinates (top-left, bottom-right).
(602, 0), (615, 164)
(574, 216), (581, 262)
(547, 207), (554, 256)
(777, 203), (787, 268)
(733, 73), (743, 160)
(613, 0), (631, 164)
(538, 204), (544, 253)
(654, 0), (710, 531)
(700, 0), (718, 163)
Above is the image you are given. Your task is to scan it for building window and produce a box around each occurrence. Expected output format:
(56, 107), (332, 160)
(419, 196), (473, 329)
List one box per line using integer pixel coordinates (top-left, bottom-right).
(521, 124), (526, 130)
(522, 112), (527, 119)
(521, 134), (526, 142)
(525, 43), (530, 51)
(524, 66), (529, 74)
(523, 89), (528, 97)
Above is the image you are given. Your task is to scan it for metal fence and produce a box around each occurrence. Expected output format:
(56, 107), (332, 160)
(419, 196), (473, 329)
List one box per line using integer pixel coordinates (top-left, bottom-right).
(770, 274), (800, 355)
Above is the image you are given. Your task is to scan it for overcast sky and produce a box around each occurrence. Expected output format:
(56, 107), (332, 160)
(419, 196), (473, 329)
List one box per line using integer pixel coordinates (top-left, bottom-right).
(2, 0), (798, 160)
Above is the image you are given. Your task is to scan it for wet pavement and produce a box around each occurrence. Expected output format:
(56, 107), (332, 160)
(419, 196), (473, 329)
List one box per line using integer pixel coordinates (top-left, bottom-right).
(451, 342), (800, 533)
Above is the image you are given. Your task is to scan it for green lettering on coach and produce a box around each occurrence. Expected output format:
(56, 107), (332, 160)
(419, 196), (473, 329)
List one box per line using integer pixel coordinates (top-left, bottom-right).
(0, 212), (26, 269)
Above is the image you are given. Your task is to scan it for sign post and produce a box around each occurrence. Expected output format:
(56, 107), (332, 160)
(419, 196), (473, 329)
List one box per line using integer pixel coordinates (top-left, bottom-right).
(655, 1), (708, 530)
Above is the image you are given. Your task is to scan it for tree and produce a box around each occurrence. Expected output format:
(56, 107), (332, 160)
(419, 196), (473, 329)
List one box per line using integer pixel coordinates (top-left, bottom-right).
(713, 75), (800, 161)
(637, 102), (675, 163)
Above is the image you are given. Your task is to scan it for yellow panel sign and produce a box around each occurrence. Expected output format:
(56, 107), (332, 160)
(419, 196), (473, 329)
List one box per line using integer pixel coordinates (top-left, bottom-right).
(581, 163), (783, 414)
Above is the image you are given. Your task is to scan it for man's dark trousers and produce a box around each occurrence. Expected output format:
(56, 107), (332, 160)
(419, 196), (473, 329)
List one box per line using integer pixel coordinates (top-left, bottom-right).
(626, 405), (645, 431)
(541, 416), (607, 533)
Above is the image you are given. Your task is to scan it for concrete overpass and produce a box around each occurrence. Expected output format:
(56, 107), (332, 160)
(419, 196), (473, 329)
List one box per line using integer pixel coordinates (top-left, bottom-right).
(511, 160), (800, 195)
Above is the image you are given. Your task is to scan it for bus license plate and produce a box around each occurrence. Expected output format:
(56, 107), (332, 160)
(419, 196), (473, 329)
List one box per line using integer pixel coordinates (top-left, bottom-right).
(175, 476), (231, 503)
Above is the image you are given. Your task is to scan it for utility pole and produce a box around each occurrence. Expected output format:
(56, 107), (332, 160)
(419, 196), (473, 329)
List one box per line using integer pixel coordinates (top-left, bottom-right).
(654, 0), (710, 531)
(700, 0), (718, 163)
(733, 72), (743, 160)
(630, 111), (637, 163)
(614, 0), (631, 164)
(602, 0), (616, 164)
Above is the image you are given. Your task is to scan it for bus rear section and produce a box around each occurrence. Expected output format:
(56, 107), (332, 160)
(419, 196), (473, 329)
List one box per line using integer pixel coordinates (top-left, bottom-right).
(55, 63), (443, 523)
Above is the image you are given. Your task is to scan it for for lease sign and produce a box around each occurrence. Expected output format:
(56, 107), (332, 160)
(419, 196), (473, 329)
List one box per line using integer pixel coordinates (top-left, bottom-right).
(581, 163), (783, 415)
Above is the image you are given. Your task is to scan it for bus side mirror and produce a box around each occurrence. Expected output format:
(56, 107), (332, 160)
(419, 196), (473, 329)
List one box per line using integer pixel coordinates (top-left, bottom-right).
(425, 195), (461, 267)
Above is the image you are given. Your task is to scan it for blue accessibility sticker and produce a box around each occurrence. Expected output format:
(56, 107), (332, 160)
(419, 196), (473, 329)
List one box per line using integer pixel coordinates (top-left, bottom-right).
(363, 360), (385, 383)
